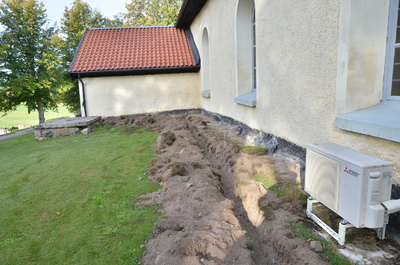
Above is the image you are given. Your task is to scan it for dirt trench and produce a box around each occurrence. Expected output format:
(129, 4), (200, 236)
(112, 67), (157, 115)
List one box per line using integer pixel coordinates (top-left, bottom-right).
(104, 113), (328, 265)
(103, 113), (399, 265)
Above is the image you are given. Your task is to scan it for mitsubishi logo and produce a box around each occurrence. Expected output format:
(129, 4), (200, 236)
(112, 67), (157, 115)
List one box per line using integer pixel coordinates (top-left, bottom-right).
(344, 167), (359, 177)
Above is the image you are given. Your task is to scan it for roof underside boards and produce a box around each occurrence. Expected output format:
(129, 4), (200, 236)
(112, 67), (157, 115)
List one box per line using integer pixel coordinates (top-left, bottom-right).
(69, 26), (200, 79)
(175, 0), (208, 28)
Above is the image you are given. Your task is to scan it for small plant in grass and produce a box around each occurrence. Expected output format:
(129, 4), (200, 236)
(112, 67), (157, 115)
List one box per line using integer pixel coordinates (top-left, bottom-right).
(245, 237), (254, 251)
(209, 128), (224, 139)
(290, 221), (353, 265)
(172, 167), (181, 175)
(146, 117), (156, 124)
(166, 163), (187, 176)
(172, 167), (186, 176)
(240, 145), (268, 156)
(260, 205), (275, 220)
(191, 161), (203, 169)
(253, 171), (278, 189)
(269, 181), (308, 201)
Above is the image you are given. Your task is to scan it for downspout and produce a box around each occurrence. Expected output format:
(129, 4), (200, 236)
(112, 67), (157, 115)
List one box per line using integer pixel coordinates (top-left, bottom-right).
(78, 74), (87, 117)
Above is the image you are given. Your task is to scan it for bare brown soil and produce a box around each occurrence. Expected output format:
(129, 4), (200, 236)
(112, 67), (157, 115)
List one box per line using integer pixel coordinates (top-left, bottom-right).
(104, 113), (400, 265)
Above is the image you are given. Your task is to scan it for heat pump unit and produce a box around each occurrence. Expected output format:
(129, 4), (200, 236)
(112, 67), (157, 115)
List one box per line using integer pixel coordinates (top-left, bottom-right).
(305, 142), (400, 245)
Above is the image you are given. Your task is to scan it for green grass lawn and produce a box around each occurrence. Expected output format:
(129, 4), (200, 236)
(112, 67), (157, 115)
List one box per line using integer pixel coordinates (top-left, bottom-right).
(0, 105), (74, 128)
(0, 125), (162, 264)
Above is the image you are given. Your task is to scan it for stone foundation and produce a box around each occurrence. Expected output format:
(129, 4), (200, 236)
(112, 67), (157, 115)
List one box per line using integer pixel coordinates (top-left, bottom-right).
(34, 116), (101, 140)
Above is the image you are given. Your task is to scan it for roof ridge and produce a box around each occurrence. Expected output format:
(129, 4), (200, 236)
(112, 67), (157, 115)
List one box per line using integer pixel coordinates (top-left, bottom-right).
(88, 25), (177, 31)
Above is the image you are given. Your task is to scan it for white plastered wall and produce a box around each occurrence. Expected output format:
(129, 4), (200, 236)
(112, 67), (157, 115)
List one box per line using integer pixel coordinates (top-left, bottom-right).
(332, 0), (400, 182)
(336, 0), (390, 114)
(191, 0), (341, 146)
(190, 0), (400, 183)
(78, 73), (200, 117)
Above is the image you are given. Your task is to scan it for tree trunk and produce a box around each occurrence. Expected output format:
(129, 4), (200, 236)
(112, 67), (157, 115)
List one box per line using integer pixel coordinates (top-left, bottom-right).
(37, 104), (45, 124)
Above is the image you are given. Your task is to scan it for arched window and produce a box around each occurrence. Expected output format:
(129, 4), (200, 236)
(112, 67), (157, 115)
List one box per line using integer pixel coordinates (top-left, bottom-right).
(235, 0), (257, 107)
(201, 27), (211, 98)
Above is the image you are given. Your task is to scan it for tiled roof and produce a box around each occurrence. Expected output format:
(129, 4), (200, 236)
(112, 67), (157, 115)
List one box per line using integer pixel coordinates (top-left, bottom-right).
(69, 26), (199, 78)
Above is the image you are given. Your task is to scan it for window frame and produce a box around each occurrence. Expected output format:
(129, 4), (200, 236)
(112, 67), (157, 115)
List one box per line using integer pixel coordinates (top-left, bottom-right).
(201, 26), (211, 98)
(234, 0), (257, 107)
(383, 0), (400, 102)
(252, 4), (256, 91)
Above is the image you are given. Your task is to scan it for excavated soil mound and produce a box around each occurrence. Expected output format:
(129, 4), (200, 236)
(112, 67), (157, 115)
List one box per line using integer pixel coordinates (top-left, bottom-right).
(103, 114), (400, 265)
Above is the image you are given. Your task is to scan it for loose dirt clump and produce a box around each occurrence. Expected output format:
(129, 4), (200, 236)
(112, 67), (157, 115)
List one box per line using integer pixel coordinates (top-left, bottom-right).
(103, 114), (400, 265)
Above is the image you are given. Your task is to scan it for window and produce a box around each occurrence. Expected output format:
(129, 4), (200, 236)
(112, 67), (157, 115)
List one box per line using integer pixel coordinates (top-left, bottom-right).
(252, 5), (256, 91)
(201, 27), (211, 98)
(234, 0), (256, 107)
(384, 0), (400, 101)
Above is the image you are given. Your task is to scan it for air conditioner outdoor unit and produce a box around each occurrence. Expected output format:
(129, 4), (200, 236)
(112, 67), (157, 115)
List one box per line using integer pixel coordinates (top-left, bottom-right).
(305, 142), (400, 246)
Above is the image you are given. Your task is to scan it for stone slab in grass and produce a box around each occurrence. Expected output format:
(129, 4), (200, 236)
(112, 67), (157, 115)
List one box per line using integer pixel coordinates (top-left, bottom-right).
(34, 116), (101, 140)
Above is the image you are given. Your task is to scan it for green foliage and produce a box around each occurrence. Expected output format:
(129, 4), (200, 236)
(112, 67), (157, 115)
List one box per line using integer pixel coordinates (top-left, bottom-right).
(245, 237), (254, 251)
(253, 171), (278, 189)
(56, 0), (120, 114)
(0, 0), (60, 124)
(259, 205), (275, 221)
(239, 145), (268, 155)
(191, 161), (203, 169)
(269, 180), (308, 201)
(0, 125), (162, 264)
(60, 0), (108, 67)
(55, 78), (81, 114)
(124, 0), (183, 26)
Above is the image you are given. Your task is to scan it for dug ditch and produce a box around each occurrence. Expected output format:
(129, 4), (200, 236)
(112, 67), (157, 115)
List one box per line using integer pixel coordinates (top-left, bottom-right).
(104, 113), (400, 265)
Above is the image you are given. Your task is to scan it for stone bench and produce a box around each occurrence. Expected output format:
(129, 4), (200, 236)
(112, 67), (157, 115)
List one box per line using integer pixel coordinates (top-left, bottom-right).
(34, 116), (101, 140)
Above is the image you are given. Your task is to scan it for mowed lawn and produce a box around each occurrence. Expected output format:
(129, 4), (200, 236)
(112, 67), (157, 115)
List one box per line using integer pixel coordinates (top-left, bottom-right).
(0, 125), (162, 264)
(0, 105), (74, 128)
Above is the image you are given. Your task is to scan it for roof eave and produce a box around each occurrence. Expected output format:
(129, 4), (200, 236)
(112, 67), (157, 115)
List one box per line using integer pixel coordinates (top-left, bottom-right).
(69, 65), (200, 80)
(175, 0), (207, 28)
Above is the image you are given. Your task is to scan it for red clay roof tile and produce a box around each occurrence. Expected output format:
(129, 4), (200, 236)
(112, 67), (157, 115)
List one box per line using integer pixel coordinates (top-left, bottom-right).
(70, 26), (198, 76)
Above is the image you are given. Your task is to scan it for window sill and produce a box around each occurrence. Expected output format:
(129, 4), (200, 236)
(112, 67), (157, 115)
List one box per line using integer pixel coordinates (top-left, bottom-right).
(201, 90), (211, 98)
(234, 91), (257, 107)
(335, 103), (400, 143)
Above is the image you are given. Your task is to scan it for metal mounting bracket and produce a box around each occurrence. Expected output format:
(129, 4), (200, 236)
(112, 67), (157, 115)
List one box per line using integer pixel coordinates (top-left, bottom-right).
(306, 197), (354, 246)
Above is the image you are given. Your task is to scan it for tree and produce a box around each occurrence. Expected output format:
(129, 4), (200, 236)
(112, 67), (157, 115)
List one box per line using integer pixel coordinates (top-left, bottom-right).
(57, 0), (121, 114)
(60, 0), (108, 67)
(124, 0), (183, 26)
(0, 0), (60, 124)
